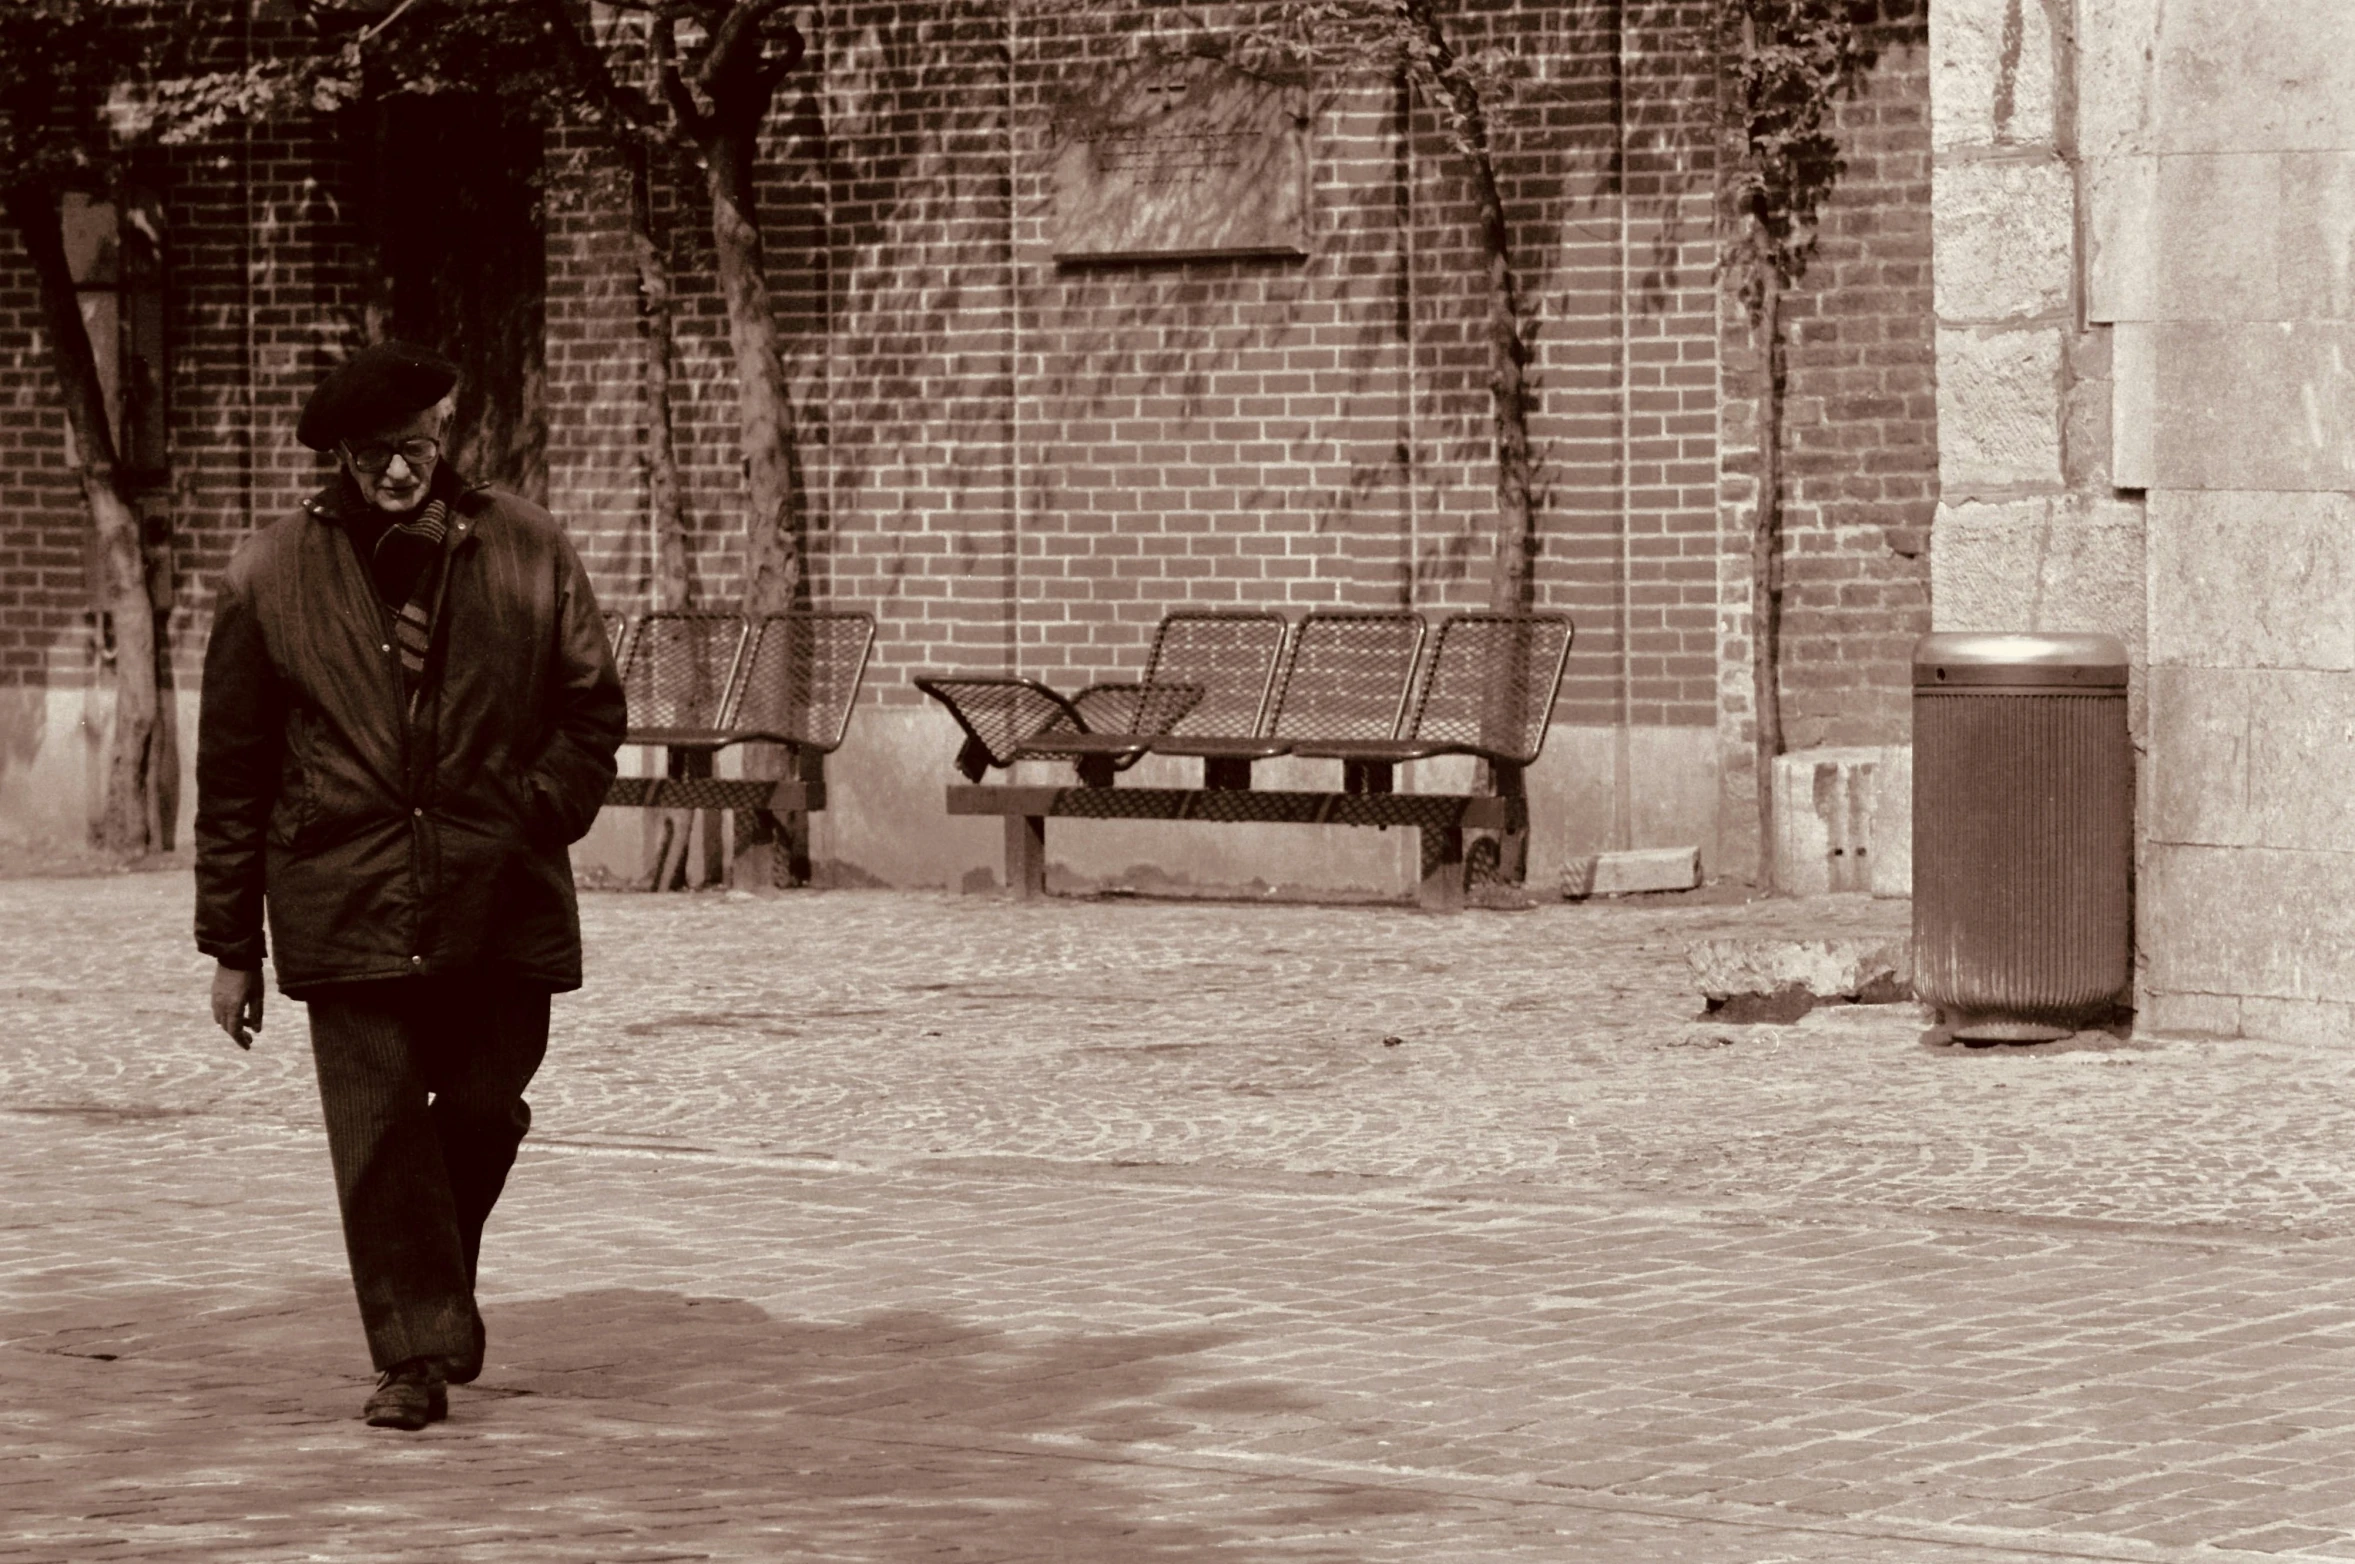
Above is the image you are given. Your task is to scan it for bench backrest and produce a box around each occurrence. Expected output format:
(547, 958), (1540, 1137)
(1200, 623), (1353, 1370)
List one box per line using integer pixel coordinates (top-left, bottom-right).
(620, 611), (749, 734)
(1404, 614), (1575, 764)
(1267, 611), (1427, 741)
(1141, 612), (1289, 738)
(726, 611), (877, 752)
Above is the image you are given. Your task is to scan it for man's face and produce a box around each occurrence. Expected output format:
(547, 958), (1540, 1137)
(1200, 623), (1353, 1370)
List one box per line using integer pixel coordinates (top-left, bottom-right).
(339, 405), (449, 514)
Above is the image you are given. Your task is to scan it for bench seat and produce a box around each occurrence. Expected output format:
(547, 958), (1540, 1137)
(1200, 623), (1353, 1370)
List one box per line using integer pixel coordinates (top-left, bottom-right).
(607, 609), (873, 888)
(931, 612), (1571, 909)
(948, 782), (1521, 909)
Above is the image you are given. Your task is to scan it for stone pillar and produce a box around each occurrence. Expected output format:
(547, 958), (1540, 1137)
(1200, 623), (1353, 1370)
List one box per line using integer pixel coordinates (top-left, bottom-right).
(1928, 0), (2148, 1005)
(2085, 3), (2355, 1042)
(1934, 1), (2355, 1041)
(1928, 0), (2145, 673)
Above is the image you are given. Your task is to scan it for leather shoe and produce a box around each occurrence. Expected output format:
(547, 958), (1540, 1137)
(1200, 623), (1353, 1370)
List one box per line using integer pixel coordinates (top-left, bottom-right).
(363, 1358), (448, 1430)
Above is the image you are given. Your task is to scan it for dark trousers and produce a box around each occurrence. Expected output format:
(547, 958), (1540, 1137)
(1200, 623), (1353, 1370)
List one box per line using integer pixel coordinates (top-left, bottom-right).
(306, 975), (550, 1374)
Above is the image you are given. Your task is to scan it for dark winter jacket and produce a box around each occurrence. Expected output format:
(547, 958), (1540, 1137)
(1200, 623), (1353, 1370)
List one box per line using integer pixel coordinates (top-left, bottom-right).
(194, 472), (624, 997)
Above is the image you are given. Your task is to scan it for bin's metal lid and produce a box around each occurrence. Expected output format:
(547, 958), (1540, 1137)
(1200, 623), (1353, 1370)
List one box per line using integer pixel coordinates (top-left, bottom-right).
(1914, 631), (2129, 688)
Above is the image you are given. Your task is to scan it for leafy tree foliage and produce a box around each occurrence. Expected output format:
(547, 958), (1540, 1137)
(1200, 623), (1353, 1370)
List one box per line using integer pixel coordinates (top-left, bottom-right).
(1722, 0), (1882, 316)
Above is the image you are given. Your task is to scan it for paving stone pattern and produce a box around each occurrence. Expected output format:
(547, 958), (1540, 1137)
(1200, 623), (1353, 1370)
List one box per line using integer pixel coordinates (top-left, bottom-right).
(4, 875), (2355, 1561)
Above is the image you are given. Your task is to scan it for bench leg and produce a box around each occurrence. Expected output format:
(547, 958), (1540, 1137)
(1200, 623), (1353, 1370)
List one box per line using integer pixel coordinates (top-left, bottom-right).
(656, 746), (725, 891)
(695, 808), (726, 887)
(1488, 762), (1528, 886)
(780, 747), (818, 887)
(1418, 825), (1465, 911)
(1204, 756), (1252, 790)
(731, 810), (781, 894)
(781, 806), (813, 886)
(1005, 813), (1047, 900)
(641, 807), (673, 888)
(649, 810), (700, 891)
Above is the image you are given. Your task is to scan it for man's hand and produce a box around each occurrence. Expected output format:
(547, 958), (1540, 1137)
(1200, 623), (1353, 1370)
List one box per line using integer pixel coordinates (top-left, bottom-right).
(211, 963), (265, 1051)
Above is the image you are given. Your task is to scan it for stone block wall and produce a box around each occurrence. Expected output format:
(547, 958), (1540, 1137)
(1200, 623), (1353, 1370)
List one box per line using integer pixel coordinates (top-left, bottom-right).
(1927, 0), (2145, 689)
(2092, 3), (2355, 1042)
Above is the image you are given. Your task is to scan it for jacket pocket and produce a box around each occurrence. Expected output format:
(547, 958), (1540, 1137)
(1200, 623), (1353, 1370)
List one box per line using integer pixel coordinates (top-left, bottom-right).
(500, 764), (561, 850)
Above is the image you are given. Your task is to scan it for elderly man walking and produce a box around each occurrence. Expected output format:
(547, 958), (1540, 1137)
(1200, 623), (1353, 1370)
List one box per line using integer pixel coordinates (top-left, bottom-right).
(194, 341), (625, 1430)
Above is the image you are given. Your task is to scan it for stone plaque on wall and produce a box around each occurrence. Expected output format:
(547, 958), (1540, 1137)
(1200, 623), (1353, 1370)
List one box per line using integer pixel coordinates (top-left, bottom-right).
(1050, 59), (1308, 262)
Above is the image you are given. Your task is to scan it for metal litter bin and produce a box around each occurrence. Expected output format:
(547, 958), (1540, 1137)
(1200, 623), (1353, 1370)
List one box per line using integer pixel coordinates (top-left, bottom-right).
(1912, 632), (2131, 1041)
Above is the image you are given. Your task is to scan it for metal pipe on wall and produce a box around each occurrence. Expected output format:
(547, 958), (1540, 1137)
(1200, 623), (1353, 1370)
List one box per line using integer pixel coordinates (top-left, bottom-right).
(1613, 0), (1634, 853)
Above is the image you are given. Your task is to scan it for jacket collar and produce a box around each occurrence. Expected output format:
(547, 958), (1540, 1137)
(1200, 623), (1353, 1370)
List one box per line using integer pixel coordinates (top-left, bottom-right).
(302, 465), (491, 550)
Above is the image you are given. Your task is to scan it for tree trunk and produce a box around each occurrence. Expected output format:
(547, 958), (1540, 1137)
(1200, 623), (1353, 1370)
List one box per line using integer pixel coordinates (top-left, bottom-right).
(1400, 0), (1537, 619)
(5, 178), (162, 859)
(1750, 264), (1787, 892)
(1474, 156), (1537, 621)
(630, 149), (692, 609)
(699, 118), (808, 615)
(1472, 147), (1540, 885)
(1403, 0), (1540, 889)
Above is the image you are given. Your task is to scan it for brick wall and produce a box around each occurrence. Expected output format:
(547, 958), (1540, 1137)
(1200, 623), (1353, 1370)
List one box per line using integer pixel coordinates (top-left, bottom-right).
(158, 120), (371, 686)
(827, 0), (1012, 693)
(565, 0), (1742, 722)
(0, 227), (88, 689)
(0, 0), (1938, 811)
(1755, 7), (1939, 751)
(157, 110), (374, 685)
(543, 129), (654, 604)
(529, 1), (1730, 715)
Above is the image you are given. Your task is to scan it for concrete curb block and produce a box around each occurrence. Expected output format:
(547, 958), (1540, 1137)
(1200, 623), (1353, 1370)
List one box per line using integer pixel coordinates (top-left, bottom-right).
(1562, 846), (1702, 899)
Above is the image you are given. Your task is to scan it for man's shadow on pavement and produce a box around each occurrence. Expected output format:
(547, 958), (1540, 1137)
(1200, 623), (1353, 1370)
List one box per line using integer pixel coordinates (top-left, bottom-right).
(16, 1278), (1435, 1558)
(465, 1285), (1436, 1557)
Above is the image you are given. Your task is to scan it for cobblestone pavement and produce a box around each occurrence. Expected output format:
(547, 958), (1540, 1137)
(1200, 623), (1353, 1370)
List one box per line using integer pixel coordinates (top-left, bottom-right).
(5, 874), (2355, 1561)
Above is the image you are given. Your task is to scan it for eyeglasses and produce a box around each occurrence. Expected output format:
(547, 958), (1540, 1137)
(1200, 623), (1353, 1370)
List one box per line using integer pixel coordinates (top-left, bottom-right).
(343, 437), (441, 476)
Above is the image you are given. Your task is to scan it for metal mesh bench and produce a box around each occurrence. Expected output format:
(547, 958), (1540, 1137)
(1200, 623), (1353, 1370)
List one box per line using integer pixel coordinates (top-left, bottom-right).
(1013, 680), (1210, 785)
(915, 611), (1284, 786)
(615, 610), (747, 751)
(1150, 611), (1426, 787)
(606, 609), (874, 887)
(910, 676), (1089, 781)
(939, 612), (1573, 909)
(1292, 613), (1575, 785)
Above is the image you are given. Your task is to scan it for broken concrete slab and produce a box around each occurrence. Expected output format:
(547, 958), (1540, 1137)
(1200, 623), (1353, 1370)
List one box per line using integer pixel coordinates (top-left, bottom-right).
(1686, 935), (1914, 1023)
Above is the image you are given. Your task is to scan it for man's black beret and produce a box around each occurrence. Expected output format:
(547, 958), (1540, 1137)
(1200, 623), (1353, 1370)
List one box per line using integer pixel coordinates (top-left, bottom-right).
(297, 340), (459, 452)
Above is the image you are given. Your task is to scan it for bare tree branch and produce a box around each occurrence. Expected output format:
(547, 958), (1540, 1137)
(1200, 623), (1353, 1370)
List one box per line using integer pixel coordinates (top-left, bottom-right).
(357, 0), (426, 44)
(525, 0), (666, 144)
(694, 0), (794, 99)
(657, 13), (711, 141)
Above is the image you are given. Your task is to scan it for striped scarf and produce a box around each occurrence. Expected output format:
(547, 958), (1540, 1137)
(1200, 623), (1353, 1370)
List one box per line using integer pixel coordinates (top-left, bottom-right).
(377, 498), (449, 717)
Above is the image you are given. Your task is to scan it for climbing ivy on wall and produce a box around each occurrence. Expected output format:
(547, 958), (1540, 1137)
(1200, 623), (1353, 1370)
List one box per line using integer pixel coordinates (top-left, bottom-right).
(1717, 0), (1892, 890)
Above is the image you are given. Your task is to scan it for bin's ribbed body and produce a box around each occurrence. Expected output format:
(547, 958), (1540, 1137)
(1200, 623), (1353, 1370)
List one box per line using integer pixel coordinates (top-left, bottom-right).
(1912, 635), (2132, 1039)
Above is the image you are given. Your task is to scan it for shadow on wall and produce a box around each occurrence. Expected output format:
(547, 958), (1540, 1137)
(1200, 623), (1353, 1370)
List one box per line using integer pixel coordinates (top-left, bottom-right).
(0, 686), (45, 770)
(0, 686), (204, 863)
